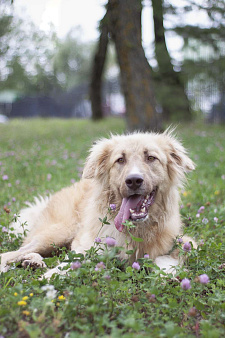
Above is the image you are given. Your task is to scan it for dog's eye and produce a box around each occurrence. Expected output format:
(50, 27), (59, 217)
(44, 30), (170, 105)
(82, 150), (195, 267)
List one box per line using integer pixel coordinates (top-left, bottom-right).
(117, 157), (125, 164)
(148, 156), (156, 162)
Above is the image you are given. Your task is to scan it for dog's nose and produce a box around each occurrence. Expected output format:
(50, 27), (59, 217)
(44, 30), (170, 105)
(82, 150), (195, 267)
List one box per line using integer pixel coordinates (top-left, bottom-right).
(125, 174), (144, 190)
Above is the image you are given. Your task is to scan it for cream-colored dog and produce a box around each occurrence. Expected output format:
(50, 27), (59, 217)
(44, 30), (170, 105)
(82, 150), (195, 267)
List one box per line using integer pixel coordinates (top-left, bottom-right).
(0, 131), (196, 276)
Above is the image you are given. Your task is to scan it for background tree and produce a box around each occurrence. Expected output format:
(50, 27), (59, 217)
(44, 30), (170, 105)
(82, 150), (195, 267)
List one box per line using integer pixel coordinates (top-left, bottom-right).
(90, 13), (109, 120)
(151, 0), (191, 121)
(165, 0), (225, 119)
(94, 0), (160, 131)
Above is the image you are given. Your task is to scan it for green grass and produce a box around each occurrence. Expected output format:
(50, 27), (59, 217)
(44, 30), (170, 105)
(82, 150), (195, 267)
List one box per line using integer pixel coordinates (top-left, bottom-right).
(0, 118), (225, 337)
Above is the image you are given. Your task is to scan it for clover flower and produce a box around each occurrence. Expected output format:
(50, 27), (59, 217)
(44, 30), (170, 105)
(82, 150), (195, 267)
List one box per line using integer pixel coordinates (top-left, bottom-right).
(2, 175), (8, 181)
(71, 261), (81, 270)
(41, 285), (57, 300)
(95, 262), (106, 271)
(2, 227), (8, 233)
(95, 237), (101, 243)
(105, 237), (116, 247)
(198, 206), (205, 214)
(214, 217), (218, 223)
(177, 238), (183, 244)
(199, 274), (210, 284)
(181, 278), (191, 290)
(132, 262), (140, 271)
(144, 254), (149, 259)
(188, 307), (197, 317)
(104, 274), (111, 280)
(202, 218), (208, 224)
(183, 242), (192, 252)
(109, 204), (116, 211)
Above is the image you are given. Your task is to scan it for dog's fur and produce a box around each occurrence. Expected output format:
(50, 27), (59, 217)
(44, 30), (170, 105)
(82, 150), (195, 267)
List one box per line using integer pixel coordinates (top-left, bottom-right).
(0, 131), (196, 276)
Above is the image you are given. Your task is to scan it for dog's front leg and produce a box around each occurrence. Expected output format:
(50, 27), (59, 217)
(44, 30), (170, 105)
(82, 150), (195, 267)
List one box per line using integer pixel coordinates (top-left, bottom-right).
(0, 240), (46, 272)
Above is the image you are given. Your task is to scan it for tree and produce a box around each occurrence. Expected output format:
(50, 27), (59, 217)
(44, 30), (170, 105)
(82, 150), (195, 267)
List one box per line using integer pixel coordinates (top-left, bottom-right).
(90, 13), (109, 120)
(151, 0), (191, 121)
(170, 0), (225, 119)
(90, 0), (160, 131)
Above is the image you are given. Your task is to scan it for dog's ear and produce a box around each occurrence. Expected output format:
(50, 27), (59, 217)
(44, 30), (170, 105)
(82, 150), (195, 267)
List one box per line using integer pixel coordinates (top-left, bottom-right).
(82, 139), (113, 180)
(165, 133), (195, 184)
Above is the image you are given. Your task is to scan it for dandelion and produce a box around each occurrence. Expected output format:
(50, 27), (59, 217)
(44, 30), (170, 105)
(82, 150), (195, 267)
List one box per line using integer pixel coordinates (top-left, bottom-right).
(199, 274), (210, 284)
(95, 262), (106, 271)
(22, 296), (28, 301)
(202, 218), (208, 225)
(58, 295), (66, 301)
(17, 301), (27, 306)
(105, 237), (116, 247)
(132, 262), (140, 271)
(109, 204), (116, 211)
(144, 254), (149, 259)
(22, 310), (30, 316)
(181, 278), (191, 290)
(95, 237), (101, 243)
(71, 261), (81, 270)
(183, 242), (192, 252)
(14, 292), (18, 296)
(2, 175), (8, 181)
(214, 190), (220, 195)
(29, 293), (33, 297)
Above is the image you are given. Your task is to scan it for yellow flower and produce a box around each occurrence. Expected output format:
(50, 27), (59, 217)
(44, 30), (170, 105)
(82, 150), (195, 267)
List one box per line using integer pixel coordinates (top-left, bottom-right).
(29, 293), (33, 297)
(18, 301), (27, 306)
(22, 310), (30, 316)
(215, 190), (220, 195)
(22, 296), (28, 301)
(58, 295), (66, 301)
(14, 292), (18, 296)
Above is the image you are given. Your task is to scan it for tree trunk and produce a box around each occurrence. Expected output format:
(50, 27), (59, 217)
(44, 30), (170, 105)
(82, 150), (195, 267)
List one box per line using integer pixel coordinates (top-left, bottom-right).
(152, 0), (191, 121)
(108, 0), (160, 131)
(90, 14), (109, 120)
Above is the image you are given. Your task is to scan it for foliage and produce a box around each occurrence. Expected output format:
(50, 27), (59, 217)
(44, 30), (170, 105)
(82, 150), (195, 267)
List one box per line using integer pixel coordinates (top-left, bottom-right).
(165, 0), (225, 112)
(0, 119), (225, 337)
(53, 28), (94, 90)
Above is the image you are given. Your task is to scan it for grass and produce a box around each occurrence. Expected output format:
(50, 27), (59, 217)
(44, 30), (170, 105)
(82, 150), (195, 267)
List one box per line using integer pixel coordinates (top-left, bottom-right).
(0, 118), (225, 337)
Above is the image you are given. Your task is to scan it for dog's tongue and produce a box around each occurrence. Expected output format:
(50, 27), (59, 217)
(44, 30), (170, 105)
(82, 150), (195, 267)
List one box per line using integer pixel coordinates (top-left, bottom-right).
(114, 195), (142, 232)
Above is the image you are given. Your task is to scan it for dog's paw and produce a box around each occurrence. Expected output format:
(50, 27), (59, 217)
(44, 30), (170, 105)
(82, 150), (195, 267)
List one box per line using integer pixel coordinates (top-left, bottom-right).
(21, 253), (46, 269)
(41, 262), (69, 280)
(0, 263), (10, 273)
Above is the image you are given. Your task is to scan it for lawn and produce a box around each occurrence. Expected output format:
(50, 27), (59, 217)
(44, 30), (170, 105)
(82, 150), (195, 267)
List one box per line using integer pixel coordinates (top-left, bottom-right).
(0, 118), (225, 337)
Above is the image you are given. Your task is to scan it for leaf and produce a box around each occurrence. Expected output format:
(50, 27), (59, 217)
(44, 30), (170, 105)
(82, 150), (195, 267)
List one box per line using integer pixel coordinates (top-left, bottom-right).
(128, 231), (143, 242)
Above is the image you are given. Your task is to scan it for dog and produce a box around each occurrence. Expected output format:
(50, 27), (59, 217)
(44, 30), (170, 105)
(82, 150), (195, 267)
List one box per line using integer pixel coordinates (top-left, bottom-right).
(0, 130), (196, 276)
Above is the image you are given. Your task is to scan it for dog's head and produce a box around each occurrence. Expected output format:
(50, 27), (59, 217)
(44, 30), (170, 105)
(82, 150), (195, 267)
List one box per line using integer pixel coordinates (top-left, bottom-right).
(83, 131), (195, 232)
